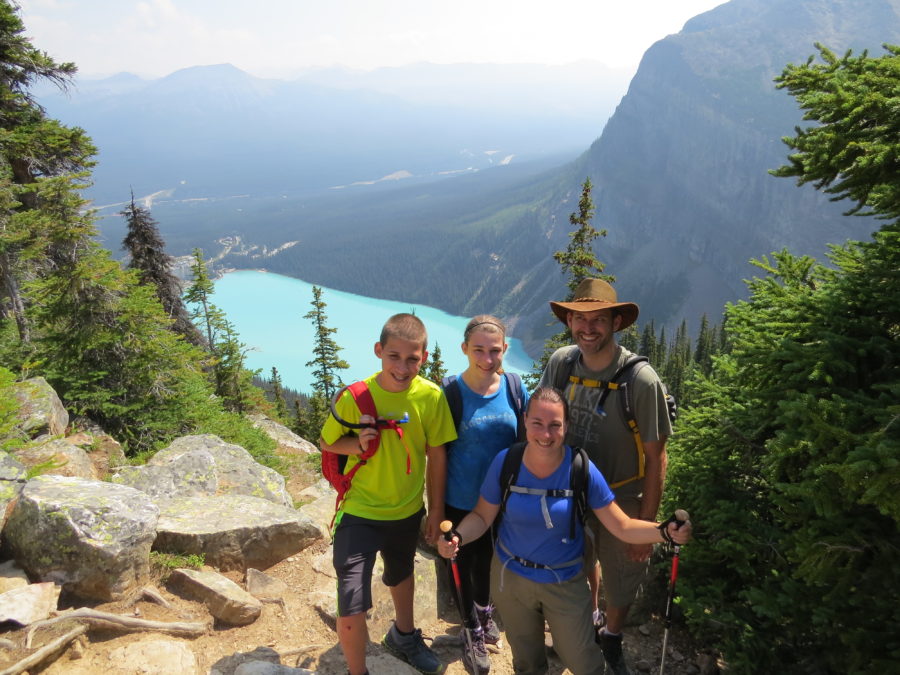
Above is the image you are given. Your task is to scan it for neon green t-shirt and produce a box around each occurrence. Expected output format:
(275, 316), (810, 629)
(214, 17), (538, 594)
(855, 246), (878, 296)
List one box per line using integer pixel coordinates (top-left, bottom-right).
(320, 373), (457, 521)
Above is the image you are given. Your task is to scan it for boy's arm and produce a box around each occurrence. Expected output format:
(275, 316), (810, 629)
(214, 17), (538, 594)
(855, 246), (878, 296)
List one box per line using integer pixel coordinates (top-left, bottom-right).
(424, 444), (447, 545)
(319, 415), (378, 455)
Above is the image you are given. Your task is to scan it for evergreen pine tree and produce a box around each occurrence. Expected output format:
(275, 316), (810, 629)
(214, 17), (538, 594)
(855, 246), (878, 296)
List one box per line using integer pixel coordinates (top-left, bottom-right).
(664, 44), (900, 671)
(183, 249), (217, 348)
(183, 248), (256, 412)
(693, 314), (715, 375)
(618, 324), (639, 352)
(292, 398), (315, 441)
(655, 325), (668, 371)
(270, 366), (289, 421)
(121, 194), (204, 346)
(639, 320), (657, 364)
(526, 178), (612, 387)
(0, 1), (94, 344)
(424, 342), (448, 384)
(304, 286), (349, 435)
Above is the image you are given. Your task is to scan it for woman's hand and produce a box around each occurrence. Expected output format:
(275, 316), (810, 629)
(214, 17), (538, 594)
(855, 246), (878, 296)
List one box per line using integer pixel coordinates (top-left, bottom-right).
(438, 520), (461, 559)
(437, 535), (459, 559)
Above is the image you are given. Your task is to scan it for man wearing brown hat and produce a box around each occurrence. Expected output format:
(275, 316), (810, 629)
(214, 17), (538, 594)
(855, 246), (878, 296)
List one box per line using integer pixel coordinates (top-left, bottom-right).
(539, 278), (673, 675)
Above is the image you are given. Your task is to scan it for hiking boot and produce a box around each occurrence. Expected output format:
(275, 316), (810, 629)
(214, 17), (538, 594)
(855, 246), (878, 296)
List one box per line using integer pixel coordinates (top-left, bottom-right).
(476, 604), (502, 646)
(461, 627), (491, 674)
(382, 622), (445, 674)
(597, 629), (630, 675)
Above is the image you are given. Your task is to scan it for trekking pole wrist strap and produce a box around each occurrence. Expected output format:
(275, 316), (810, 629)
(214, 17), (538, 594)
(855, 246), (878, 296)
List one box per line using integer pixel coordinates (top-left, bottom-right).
(658, 513), (679, 545)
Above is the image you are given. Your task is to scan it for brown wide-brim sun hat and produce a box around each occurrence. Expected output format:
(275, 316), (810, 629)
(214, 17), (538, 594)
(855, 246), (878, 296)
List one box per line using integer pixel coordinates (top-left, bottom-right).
(549, 278), (639, 331)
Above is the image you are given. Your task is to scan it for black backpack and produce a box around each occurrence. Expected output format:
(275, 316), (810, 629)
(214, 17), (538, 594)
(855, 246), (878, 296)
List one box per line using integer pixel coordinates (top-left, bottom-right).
(442, 372), (526, 442)
(495, 441), (591, 542)
(551, 347), (677, 489)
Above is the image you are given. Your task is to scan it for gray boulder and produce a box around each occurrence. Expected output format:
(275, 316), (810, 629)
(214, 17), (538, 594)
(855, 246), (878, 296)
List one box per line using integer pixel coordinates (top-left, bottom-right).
(0, 560), (29, 594)
(112, 449), (217, 500)
(0, 454), (27, 529)
(154, 494), (320, 572)
(64, 430), (127, 479)
(9, 377), (68, 439)
(0, 581), (60, 625)
(248, 414), (317, 454)
(170, 568), (261, 626)
(108, 638), (199, 674)
(146, 434), (292, 507)
(4, 475), (159, 601)
(15, 438), (97, 479)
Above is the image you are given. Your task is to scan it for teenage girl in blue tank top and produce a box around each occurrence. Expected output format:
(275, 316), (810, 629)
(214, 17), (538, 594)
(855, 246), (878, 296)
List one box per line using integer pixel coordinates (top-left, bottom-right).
(443, 315), (527, 673)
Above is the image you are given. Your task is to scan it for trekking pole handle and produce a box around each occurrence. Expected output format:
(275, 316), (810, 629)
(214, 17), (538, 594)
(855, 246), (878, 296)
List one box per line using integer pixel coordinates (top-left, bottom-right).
(674, 509), (689, 529)
(440, 520), (455, 541)
(439, 520), (462, 560)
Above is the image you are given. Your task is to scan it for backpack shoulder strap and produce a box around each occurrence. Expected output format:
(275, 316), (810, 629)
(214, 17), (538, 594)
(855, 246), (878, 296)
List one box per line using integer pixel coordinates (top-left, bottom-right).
(615, 356), (649, 422)
(494, 441), (527, 539)
(569, 446), (591, 541)
(552, 345), (581, 394)
(595, 354), (649, 415)
(347, 380), (380, 456)
(503, 372), (527, 441)
(441, 375), (462, 430)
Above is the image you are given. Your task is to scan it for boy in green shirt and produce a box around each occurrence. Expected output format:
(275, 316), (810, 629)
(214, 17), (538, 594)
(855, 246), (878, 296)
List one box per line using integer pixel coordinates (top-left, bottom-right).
(320, 313), (457, 675)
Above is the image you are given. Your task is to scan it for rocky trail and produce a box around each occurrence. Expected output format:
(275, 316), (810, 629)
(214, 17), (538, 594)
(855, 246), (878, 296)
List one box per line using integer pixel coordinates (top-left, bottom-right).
(0, 449), (719, 675)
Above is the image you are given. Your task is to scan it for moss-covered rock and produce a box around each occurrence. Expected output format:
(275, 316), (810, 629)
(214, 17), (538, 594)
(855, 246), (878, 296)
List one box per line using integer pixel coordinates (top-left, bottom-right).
(4, 475), (159, 601)
(9, 377), (68, 439)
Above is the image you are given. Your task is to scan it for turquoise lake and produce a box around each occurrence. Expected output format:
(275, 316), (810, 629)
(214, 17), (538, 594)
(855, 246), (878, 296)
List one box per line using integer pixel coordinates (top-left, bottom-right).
(212, 270), (536, 393)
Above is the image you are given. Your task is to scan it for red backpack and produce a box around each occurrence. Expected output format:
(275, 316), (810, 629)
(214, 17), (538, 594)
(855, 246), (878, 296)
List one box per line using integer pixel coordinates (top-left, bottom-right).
(322, 381), (409, 525)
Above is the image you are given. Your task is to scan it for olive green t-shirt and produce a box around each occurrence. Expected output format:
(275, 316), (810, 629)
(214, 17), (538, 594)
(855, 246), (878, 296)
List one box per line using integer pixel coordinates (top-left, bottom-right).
(539, 345), (672, 499)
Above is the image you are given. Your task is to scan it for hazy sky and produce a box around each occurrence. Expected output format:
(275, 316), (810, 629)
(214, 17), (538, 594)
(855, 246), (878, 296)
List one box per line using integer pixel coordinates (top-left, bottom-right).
(18, 0), (726, 80)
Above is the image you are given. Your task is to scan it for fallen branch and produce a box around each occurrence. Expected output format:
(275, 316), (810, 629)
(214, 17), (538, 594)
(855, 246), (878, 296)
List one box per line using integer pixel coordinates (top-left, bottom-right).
(25, 608), (207, 647)
(0, 624), (88, 675)
(140, 586), (172, 609)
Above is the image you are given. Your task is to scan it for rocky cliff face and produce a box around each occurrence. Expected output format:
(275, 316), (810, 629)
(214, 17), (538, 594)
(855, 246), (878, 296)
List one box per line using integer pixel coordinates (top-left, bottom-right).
(552, 0), (900, 330)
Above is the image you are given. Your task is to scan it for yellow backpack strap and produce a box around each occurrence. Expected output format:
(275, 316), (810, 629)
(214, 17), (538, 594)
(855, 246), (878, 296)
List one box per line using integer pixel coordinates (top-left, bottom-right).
(608, 420), (645, 489)
(606, 356), (651, 488)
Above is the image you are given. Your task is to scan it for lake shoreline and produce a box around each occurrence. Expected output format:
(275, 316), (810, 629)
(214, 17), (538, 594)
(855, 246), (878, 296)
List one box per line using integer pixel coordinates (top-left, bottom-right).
(212, 269), (536, 393)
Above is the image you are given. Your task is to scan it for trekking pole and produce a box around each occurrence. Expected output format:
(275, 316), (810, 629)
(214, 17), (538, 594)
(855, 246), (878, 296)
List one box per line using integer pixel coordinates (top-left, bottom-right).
(659, 509), (689, 675)
(440, 520), (479, 673)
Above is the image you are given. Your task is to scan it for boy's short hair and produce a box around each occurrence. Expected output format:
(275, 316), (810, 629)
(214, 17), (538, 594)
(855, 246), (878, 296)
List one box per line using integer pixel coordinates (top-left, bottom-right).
(380, 313), (428, 350)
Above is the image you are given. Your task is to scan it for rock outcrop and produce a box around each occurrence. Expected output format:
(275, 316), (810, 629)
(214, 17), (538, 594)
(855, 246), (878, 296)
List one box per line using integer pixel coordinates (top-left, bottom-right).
(0, 375), (332, 672)
(171, 568), (262, 626)
(154, 494), (319, 572)
(14, 439), (97, 480)
(249, 414), (317, 455)
(4, 475), (159, 601)
(137, 434), (293, 507)
(9, 377), (68, 440)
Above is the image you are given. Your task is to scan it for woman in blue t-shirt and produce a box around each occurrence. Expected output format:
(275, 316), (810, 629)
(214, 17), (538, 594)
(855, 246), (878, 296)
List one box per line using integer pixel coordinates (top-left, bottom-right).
(439, 387), (691, 675)
(442, 315), (527, 674)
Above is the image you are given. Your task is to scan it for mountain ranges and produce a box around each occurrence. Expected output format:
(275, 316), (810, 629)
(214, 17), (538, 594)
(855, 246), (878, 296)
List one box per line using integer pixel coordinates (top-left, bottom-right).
(39, 0), (899, 356)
